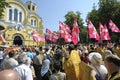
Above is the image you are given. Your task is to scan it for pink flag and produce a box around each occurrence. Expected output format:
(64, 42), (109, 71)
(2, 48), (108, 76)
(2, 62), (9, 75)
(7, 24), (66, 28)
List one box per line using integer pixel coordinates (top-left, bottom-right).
(71, 18), (80, 45)
(46, 28), (52, 41)
(52, 32), (59, 42)
(0, 33), (6, 44)
(32, 30), (45, 42)
(103, 24), (111, 40)
(109, 20), (120, 32)
(88, 19), (100, 41)
(64, 33), (72, 43)
(99, 22), (105, 40)
(59, 21), (72, 42)
(99, 23), (110, 40)
(59, 21), (71, 33)
(46, 28), (59, 43)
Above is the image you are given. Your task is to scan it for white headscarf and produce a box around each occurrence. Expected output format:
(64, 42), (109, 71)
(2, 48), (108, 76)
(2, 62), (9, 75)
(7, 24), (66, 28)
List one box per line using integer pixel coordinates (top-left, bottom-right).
(41, 59), (50, 77)
(88, 52), (108, 79)
(105, 50), (112, 56)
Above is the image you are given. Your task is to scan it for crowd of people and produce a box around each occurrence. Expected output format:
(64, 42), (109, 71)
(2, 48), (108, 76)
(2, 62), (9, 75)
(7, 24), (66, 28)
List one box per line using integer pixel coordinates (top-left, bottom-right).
(0, 42), (120, 80)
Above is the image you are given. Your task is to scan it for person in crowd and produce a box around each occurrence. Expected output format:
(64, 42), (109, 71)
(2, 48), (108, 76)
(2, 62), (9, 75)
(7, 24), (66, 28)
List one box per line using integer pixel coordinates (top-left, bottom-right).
(0, 48), (3, 63)
(81, 53), (90, 64)
(88, 52), (108, 80)
(54, 46), (63, 69)
(64, 44), (82, 80)
(33, 49), (42, 80)
(113, 43), (120, 57)
(41, 59), (51, 80)
(104, 54), (120, 80)
(0, 48), (4, 71)
(49, 61), (66, 80)
(26, 47), (34, 59)
(44, 47), (53, 69)
(0, 69), (20, 80)
(2, 50), (18, 69)
(14, 52), (33, 80)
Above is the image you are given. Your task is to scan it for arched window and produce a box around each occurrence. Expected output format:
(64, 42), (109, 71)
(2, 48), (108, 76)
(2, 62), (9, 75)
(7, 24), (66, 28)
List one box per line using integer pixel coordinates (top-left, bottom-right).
(14, 9), (18, 21)
(31, 19), (33, 25)
(19, 12), (22, 22)
(34, 20), (36, 26)
(9, 9), (12, 21)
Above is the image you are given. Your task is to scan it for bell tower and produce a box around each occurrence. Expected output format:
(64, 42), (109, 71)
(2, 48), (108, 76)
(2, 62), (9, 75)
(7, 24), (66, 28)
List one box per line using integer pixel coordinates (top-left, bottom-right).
(26, 0), (37, 13)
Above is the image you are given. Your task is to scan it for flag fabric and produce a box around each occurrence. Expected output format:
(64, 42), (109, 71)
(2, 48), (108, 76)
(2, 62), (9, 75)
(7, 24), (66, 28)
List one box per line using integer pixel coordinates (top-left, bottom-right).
(46, 28), (52, 41)
(103, 24), (111, 40)
(99, 23), (111, 40)
(32, 30), (45, 42)
(52, 32), (59, 42)
(109, 20), (120, 32)
(71, 18), (80, 45)
(59, 21), (71, 33)
(0, 33), (6, 44)
(64, 33), (72, 42)
(59, 21), (72, 42)
(46, 28), (59, 43)
(99, 22), (105, 40)
(88, 19), (100, 41)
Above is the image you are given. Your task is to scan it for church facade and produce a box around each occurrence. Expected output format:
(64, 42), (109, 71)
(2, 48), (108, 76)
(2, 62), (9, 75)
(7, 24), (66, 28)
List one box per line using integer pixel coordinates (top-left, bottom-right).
(0, 0), (44, 46)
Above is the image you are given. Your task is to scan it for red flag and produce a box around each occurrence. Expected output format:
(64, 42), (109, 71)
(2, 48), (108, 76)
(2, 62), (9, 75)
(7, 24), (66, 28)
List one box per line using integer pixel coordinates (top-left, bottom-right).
(99, 23), (110, 40)
(99, 22), (105, 40)
(59, 21), (72, 42)
(64, 33), (72, 42)
(59, 21), (71, 33)
(32, 30), (45, 42)
(88, 19), (100, 41)
(46, 28), (59, 43)
(103, 24), (111, 40)
(46, 28), (52, 41)
(71, 18), (80, 45)
(52, 32), (59, 42)
(0, 33), (6, 44)
(109, 20), (120, 32)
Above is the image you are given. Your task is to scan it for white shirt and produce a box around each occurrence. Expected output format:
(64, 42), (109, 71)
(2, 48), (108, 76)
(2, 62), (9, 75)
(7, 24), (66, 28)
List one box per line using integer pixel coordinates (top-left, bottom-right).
(14, 64), (33, 80)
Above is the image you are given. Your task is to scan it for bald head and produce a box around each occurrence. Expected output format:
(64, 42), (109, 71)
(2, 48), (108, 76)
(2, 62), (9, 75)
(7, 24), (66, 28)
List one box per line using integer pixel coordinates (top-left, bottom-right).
(0, 70), (20, 80)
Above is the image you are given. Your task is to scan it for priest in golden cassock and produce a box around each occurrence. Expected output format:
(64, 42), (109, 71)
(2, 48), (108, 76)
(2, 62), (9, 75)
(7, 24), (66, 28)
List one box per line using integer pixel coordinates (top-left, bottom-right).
(63, 44), (96, 80)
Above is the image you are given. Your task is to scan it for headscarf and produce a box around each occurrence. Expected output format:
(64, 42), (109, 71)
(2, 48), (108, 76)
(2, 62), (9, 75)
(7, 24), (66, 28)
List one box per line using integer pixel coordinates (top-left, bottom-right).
(105, 50), (112, 56)
(88, 52), (108, 79)
(88, 52), (102, 65)
(41, 59), (50, 77)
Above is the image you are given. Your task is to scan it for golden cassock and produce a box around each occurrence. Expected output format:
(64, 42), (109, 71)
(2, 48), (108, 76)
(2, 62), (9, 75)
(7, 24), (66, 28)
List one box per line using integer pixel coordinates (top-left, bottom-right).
(64, 50), (96, 80)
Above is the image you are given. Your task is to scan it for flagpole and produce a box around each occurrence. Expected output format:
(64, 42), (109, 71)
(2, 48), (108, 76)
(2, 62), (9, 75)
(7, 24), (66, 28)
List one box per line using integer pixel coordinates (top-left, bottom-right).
(87, 21), (90, 44)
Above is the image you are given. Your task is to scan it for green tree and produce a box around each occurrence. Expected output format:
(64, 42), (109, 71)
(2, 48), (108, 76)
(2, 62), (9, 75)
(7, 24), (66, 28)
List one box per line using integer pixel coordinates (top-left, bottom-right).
(64, 11), (84, 30)
(0, 0), (8, 19)
(87, 0), (120, 42)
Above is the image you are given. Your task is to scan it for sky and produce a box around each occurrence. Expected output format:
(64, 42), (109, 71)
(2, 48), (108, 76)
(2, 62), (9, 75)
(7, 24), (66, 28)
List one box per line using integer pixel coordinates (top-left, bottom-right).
(23, 0), (99, 32)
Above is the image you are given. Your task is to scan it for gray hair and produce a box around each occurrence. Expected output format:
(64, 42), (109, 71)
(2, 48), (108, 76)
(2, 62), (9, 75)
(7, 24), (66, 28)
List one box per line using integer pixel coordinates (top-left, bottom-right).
(18, 52), (28, 64)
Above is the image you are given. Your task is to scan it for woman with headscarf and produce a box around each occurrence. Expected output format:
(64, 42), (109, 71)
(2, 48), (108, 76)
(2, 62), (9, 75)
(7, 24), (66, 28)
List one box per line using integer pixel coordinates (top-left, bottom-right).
(88, 52), (108, 80)
(41, 59), (51, 80)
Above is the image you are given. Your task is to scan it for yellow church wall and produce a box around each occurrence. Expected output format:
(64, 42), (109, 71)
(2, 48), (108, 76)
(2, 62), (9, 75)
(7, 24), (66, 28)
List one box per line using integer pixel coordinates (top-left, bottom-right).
(0, 0), (45, 46)
(5, 0), (28, 23)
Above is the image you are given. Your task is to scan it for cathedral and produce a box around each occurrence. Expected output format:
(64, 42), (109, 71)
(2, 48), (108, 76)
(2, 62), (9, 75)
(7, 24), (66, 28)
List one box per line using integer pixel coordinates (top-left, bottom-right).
(0, 0), (44, 46)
